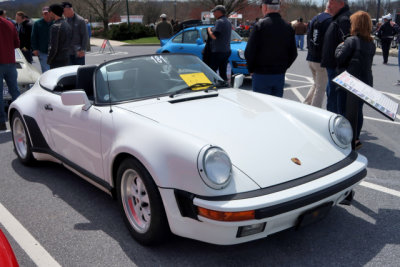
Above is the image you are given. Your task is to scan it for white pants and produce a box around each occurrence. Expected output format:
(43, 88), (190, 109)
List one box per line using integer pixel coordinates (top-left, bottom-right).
(304, 61), (328, 108)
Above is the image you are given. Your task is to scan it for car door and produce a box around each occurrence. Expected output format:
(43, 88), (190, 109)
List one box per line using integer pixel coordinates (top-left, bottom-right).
(170, 29), (204, 58)
(38, 88), (104, 179)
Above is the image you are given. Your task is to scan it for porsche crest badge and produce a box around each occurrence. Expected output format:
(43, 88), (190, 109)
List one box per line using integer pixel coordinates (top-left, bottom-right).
(291, 158), (301, 165)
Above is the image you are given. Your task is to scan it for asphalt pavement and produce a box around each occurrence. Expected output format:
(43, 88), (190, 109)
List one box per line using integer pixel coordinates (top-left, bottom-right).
(0, 44), (399, 266)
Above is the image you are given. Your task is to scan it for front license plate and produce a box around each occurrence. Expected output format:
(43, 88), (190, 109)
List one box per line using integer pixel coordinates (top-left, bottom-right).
(296, 202), (333, 230)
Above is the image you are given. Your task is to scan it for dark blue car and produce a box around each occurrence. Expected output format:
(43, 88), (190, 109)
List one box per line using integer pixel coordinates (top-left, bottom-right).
(156, 25), (248, 75)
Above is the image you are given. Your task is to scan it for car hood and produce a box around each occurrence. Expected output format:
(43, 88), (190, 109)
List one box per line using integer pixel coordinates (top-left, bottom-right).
(117, 90), (347, 188)
(230, 41), (246, 51)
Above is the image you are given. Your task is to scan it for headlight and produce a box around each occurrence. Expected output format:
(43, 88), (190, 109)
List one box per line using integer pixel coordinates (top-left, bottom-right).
(198, 146), (232, 189)
(329, 115), (353, 148)
(237, 49), (245, 60)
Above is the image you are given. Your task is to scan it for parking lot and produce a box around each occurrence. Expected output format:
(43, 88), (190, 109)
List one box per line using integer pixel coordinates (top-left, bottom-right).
(0, 45), (399, 266)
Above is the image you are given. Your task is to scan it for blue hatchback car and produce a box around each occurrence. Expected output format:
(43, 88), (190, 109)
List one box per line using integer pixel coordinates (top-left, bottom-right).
(156, 25), (248, 75)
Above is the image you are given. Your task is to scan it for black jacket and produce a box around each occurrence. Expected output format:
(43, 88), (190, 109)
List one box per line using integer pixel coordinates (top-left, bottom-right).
(321, 5), (351, 68)
(306, 12), (332, 63)
(245, 13), (297, 74)
(47, 18), (71, 66)
(377, 21), (396, 40)
(18, 19), (32, 51)
(335, 35), (376, 86)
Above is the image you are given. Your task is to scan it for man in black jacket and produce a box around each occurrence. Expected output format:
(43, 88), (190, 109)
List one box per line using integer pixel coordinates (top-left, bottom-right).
(321, 0), (351, 113)
(15, 11), (33, 63)
(47, 4), (71, 69)
(377, 14), (395, 64)
(245, 0), (297, 97)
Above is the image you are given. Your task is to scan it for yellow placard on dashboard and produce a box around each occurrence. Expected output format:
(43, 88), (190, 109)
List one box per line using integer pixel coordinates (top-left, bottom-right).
(179, 73), (212, 90)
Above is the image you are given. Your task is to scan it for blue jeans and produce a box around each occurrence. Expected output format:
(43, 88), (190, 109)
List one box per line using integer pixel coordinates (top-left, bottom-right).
(326, 68), (338, 113)
(69, 55), (85, 65)
(0, 64), (20, 123)
(295, 35), (304, 50)
(38, 51), (50, 73)
(252, 73), (285, 97)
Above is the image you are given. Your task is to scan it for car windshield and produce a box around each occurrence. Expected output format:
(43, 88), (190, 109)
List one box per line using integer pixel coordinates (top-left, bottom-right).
(95, 54), (224, 104)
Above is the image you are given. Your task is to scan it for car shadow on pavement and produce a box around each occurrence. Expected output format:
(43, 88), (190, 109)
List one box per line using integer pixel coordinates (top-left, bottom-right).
(0, 131), (11, 145)
(359, 131), (400, 171)
(10, 157), (399, 266)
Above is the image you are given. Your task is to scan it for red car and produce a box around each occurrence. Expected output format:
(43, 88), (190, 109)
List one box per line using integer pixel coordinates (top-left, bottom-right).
(0, 229), (18, 267)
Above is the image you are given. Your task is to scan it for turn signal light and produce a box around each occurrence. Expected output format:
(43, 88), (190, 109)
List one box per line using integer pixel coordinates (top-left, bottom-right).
(197, 207), (255, 221)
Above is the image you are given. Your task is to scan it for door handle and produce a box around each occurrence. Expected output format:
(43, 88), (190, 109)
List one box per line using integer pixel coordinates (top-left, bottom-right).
(44, 104), (53, 111)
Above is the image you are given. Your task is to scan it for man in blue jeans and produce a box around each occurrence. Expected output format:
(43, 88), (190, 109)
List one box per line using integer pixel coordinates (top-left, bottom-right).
(244, 0), (297, 97)
(31, 6), (53, 73)
(0, 15), (20, 131)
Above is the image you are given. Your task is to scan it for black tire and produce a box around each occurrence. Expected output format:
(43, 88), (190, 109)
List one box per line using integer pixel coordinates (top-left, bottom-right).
(161, 51), (170, 53)
(116, 157), (169, 245)
(11, 111), (35, 165)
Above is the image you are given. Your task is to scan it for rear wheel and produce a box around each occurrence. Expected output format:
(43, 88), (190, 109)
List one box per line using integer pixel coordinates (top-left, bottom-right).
(11, 111), (35, 165)
(116, 157), (169, 245)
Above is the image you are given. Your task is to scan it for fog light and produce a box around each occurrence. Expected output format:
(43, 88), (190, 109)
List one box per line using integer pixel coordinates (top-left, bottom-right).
(237, 222), (266, 238)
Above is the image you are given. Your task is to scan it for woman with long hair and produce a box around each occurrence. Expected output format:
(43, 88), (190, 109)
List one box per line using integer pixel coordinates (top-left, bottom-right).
(335, 10), (376, 149)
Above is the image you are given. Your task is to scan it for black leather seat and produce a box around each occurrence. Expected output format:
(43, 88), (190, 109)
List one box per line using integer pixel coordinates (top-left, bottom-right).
(76, 65), (97, 100)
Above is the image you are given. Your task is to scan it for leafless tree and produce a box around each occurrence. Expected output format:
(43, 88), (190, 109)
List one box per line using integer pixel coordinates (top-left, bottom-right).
(80, 0), (123, 31)
(199, 0), (257, 16)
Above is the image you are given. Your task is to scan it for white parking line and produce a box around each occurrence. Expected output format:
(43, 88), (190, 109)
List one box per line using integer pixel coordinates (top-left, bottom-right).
(360, 181), (400, 198)
(0, 203), (61, 267)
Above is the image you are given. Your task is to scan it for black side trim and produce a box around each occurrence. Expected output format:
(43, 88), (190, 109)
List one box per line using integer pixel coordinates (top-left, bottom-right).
(197, 151), (359, 201)
(169, 93), (218, 104)
(23, 115), (50, 150)
(22, 115), (112, 192)
(254, 169), (367, 219)
(50, 151), (113, 191)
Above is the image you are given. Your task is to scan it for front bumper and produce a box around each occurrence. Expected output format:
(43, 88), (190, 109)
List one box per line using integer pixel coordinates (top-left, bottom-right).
(159, 152), (367, 245)
(231, 60), (249, 75)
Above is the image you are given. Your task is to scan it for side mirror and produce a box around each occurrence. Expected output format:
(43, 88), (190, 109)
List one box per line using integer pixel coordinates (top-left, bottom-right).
(196, 38), (203, 45)
(233, 74), (244, 89)
(61, 90), (91, 111)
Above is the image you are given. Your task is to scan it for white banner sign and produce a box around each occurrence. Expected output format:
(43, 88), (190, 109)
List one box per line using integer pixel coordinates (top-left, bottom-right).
(333, 71), (398, 121)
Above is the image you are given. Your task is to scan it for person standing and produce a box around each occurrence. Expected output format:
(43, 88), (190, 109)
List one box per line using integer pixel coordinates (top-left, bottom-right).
(244, 0), (297, 97)
(304, 5), (332, 107)
(335, 11), (376, 149)
(156, 14), (173, 45)
(207, 5), (232, 82)
(62, 2), (88, 65)
(47, 4), (71, 69)
(31, 7), (53, 73)
(321, 0), (351, 113)
(376, 14), (395, 64)
(293, 18), (307, 50)
(0, 9), (16, 26)
(85, 19), (91, 52)
(0, 15), (20, 131)
(15, 11), (33, 64)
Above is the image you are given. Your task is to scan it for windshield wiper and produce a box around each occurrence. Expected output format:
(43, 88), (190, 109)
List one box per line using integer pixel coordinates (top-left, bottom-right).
(169, 83), (214, 98)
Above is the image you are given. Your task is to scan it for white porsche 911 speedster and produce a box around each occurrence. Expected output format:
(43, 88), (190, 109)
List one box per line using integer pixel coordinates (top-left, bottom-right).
(8, 54), (367, 245)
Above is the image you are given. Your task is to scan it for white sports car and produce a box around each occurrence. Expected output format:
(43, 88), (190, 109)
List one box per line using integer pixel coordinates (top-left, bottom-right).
(3, 49), (41, 106)
(8, 54), (367, 245)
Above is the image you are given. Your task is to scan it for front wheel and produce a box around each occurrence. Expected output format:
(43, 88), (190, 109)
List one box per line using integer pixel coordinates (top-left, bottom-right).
(11, 111), (35, 165)
(116, 158), (169, 245)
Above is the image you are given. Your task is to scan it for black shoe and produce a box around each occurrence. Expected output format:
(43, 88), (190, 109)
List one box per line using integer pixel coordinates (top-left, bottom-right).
(0, 123), (6, 131)
(355, 140), (363, 150)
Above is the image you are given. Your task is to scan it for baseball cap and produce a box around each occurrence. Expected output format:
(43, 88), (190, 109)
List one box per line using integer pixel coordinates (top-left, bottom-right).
(61, 2), (73, 8)
(211, 5), (226, 14)
(42, 6), (49, 13)
(160, 14), (167, 18)
(262, 0), (280, 4)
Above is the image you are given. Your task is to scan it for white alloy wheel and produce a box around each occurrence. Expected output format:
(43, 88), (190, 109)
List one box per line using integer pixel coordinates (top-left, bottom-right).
(13, 116), (28, 159)
(116, 158), (169, 245)
(121, 169), (151, 233)
(11, 112), (34, 165)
